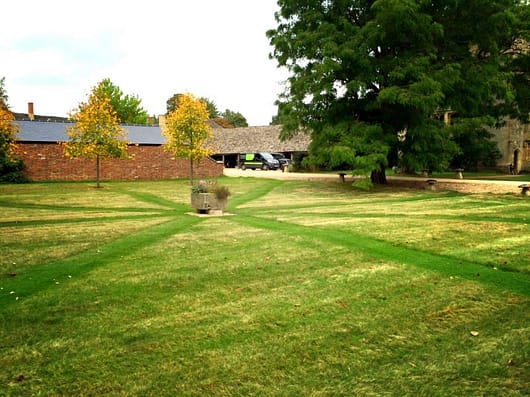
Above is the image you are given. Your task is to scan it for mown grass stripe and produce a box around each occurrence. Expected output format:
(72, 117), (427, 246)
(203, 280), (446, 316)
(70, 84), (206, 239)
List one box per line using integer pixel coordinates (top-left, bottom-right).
(114, 189), (185, 209)
(0, 215), (203, 309)
(0, 212), (180, 228)
(229, 214), (530, 297)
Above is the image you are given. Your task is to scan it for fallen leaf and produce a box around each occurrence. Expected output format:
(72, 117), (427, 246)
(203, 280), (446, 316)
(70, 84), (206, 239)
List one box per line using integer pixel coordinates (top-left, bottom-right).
(470, 331), (479, 337)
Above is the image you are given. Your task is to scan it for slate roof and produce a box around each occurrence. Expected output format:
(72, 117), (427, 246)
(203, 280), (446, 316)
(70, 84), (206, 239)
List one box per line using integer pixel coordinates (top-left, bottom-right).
(15, 120), (311, 153)
(16, 120), (166, 145)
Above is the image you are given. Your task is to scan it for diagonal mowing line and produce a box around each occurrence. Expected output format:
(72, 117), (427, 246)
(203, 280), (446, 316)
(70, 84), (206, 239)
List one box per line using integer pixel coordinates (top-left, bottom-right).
(228, 214), (530, 297)
(0, 214), (204, 310)
(113, 189), (185, 210)
(0, 211), (183, 228)
(228, 179), (284, 208)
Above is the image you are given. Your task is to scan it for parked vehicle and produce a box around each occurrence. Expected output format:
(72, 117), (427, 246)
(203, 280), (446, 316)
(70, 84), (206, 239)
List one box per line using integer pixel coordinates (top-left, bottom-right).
(271, 152), (292, 169)
(239, 152), (280, 170)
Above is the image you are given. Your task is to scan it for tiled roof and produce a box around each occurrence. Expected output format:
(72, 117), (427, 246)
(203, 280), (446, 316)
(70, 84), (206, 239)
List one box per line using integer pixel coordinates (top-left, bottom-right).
(210, 125), (311, 154)
(15, 121), (311, 153)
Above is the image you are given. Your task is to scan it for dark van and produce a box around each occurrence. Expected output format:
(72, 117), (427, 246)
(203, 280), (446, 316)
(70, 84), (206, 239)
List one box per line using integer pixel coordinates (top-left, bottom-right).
(239, 152), (280, 170)
(271, 152), (292, 168)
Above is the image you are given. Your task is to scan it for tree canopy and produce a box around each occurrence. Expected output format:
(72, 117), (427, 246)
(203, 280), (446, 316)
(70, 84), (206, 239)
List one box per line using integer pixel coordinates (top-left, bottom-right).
(92, 78), (150, 125)
(162, 93), (213, 183)
(166, 93), (248, 127)
(222, 109), (248, 127)
(64, 83), (128, 187)
(268, 0), (530, 182)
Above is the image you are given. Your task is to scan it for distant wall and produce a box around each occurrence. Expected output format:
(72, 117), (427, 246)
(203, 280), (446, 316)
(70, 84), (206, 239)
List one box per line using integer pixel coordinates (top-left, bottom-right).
(490, 119), (530, 173)
(15, 143), (223, 182)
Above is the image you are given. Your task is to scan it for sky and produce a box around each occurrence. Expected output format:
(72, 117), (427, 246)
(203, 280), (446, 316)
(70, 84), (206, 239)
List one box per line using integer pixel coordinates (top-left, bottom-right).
(1, 0), (288, 126)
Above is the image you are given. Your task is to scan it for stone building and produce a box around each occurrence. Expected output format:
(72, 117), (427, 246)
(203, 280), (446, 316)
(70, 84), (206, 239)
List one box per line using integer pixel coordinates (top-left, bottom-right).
(490, 119), (530, 174)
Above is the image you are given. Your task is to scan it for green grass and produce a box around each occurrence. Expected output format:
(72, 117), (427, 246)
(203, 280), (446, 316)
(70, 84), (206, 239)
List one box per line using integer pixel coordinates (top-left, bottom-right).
(1, 178), (529, 396)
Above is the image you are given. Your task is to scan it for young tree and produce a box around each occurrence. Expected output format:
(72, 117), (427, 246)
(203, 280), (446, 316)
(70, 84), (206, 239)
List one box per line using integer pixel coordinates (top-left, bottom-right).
(268, 0), (530, 184)
(92, 78), (149, 125)
(64, 84), (128, 188)
(162, 93), (213, 184)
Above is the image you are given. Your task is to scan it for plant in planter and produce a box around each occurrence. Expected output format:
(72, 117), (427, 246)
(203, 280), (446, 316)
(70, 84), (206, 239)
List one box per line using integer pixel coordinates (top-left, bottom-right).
(190, 180), (231, 213)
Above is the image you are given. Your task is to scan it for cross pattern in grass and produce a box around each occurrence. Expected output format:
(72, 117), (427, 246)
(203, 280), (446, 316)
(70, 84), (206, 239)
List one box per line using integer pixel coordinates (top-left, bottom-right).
(1, 179), (529, 396)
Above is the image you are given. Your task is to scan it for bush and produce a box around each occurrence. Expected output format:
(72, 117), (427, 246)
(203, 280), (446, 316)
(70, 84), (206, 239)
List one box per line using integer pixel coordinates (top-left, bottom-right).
(0, 155), (29, 183)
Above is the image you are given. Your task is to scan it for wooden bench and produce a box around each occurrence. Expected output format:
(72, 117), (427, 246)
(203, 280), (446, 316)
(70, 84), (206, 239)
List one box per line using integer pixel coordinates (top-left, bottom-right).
(338, 172), (346, 183)
(518, 184), (529, 196)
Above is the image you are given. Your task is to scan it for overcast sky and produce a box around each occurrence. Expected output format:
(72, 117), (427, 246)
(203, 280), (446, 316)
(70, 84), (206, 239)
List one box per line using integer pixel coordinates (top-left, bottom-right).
(2, 0), (288, 126)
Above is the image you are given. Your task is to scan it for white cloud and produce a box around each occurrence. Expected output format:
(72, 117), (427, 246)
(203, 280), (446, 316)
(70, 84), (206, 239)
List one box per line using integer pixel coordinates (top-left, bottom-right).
(2, 0), (287, 125)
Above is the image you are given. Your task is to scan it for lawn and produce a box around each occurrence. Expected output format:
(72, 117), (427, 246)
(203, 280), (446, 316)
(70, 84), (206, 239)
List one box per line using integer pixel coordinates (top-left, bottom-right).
(1, 178), (529, 396)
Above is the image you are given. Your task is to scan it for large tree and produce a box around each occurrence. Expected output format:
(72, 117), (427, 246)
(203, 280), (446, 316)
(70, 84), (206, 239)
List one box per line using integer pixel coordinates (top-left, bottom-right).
(268, 0), (530, 183)
(64, 83), (128, 188)
(162, 93), (213, 184)
(93, 78), (149, 125)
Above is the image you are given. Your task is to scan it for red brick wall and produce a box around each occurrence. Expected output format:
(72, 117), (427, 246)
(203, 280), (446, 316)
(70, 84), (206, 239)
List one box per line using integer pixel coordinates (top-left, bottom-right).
(15, 143), (223, 181)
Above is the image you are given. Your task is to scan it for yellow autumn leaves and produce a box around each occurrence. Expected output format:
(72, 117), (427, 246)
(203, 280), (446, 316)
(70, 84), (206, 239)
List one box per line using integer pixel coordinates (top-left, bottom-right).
(162, 93), (213, 162)
(64, 81), (128, 160)
(0, 105), (19, 158)
(64, 89), (213, 164)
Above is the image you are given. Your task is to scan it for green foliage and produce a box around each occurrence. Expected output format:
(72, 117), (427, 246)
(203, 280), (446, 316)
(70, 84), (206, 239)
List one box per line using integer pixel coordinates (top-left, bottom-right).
(92, 78), (149, 125)
(268, 0), (530, 180)
(398, 121), (460, 173)
(449, 118), (502, 170)
(202, 97), (220, 118)
(0, 153), (28, 183)
(222, 109), (248, 127)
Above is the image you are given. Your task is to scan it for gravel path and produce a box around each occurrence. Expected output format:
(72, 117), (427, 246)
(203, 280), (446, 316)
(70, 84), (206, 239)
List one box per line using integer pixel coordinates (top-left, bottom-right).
(223, 168), (529, 195)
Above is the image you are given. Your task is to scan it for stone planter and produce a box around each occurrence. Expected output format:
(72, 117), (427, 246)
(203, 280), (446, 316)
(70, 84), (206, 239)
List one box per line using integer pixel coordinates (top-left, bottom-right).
(191, 193), (227, 213)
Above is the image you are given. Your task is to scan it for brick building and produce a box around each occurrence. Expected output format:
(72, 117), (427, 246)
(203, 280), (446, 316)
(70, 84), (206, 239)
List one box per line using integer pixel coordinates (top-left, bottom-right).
(15, 120), (223, 182)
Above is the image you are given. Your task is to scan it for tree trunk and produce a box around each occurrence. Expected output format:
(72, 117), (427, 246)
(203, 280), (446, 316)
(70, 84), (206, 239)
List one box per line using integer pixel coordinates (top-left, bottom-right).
(370, 165), (387, 185)
(189, 157), (194, 185)
(96, 155), (101, 188)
